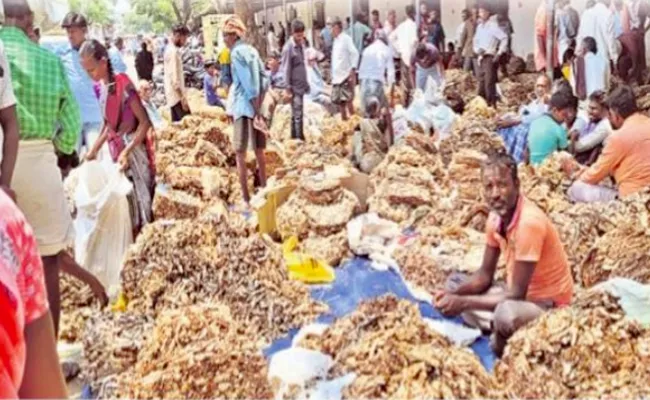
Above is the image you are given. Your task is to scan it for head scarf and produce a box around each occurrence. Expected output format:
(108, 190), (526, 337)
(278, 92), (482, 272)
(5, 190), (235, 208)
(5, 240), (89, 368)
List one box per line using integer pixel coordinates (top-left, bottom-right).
(222, 15), (247, 37)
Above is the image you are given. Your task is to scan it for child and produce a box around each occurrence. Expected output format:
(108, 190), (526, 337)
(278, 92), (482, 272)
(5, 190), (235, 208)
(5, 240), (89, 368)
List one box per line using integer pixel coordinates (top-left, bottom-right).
(203, 60), (225, 109)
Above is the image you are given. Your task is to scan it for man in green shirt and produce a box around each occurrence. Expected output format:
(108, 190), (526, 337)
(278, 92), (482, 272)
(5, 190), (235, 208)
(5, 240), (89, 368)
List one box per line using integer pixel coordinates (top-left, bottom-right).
(526, 91), (575, 165)
(1, 0), (106, 337)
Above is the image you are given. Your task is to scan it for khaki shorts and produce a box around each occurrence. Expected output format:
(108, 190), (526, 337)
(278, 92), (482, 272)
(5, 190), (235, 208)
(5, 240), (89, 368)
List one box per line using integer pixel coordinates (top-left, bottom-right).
(233, 117), (266, 152)
(332, 77), (354, 105)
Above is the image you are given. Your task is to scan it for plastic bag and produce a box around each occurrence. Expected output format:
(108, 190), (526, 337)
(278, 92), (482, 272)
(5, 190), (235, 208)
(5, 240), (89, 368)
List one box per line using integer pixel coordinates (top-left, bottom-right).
(429, 103), (457, 141)
(405, 91), (433, 132)
(283, 236), (335, 284)
(74, 161), (133, 296)
(594, 278), (650, 326)
(423, 74), (445, 105)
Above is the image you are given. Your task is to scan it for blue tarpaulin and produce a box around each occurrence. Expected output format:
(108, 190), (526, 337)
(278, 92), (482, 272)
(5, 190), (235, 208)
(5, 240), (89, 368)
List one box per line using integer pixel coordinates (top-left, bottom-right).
(265, 257), (497, 371)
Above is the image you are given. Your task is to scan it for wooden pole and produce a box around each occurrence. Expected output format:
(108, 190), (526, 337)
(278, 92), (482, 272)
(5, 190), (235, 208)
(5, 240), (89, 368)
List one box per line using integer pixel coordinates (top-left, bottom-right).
(350, 0), (354, 44)
(546, 0), (555, 81)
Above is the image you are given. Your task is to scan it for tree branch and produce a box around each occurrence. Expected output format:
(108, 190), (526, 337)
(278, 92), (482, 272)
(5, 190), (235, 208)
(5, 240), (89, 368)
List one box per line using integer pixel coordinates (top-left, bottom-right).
(171, 0), (183, 22)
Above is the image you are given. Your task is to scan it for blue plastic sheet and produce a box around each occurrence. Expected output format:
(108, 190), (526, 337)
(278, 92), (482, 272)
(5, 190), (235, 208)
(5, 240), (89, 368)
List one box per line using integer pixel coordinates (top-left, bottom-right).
(265, 257), (497, 371)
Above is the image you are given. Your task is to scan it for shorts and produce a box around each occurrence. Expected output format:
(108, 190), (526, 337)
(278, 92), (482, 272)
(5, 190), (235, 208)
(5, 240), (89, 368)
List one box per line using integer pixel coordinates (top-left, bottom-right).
(171, 101), (191, 122)
(233, 117), (266, 152)
(360, 79), (388, 116)
(332, 78), (354, 105)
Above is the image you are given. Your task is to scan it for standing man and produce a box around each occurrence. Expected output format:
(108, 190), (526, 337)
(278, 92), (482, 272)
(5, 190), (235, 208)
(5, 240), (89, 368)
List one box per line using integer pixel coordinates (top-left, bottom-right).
(555, 0), (581, 66)
(0, 0), (107, 336)
(457, 9), (476, 73)
(359, 30), (395, 138)
(109, 37), (128, 74)
(0, 38), (19, 201)
(436, 151), (574, 357)
(411, 42), (444, 91)
(281, 19), (310, 141)
(58, 12), (103, 154)
(384, 10), (400, 82)
(351, 13), (373, 54)
(370, 9), (383, 32)
(320, 18), (334, 58)
(426, 9), (446, 52)
(222, 16), (267, 206)
(331, 17), (360, 121)
(628, 0), (649, 85)
(390, 5), (418, 105)
(577, 0), (620, 68)
(473, 5), (508, 107)
(135, 40), (154, 81)
(165, 24), (191, 122)
(278, 21), (287, 49)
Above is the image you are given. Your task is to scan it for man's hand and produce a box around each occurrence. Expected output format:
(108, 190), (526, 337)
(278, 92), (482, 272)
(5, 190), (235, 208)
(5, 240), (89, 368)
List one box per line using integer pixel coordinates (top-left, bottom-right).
(560, 154), (580, 177)
(283, 89), (292, 102)
(349, 70), (357, 88)
(1, 185), (16, 202)
(84, 149), (98, 162)
(569, 130), (580, 142)
(88, 276), (109, 307)
(181, 97), (190, 112)
(434, 292), (466, 317)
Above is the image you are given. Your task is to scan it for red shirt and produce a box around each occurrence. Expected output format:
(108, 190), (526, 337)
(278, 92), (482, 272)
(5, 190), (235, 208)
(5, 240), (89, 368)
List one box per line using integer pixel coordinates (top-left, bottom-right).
(0, 191), (48, 398)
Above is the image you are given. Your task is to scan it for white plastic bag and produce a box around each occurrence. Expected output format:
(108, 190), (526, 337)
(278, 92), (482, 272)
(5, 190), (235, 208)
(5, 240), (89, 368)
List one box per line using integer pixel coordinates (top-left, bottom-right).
(74, 161), (133, 296)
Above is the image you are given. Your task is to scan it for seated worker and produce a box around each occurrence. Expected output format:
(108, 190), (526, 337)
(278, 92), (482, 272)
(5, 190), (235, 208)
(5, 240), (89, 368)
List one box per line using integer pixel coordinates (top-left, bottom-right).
(204, 60), (226, 109)
(569, 90), (611, 166)
(526, 90), (575, 165)
(137, 80), (164, 130)
(435, 151), (574, 357)
(411, 42), (444, 92)
(305, 47), (335, 114)
(352, 96), (393, 173)
(566, 86), (650, 203)
(260, 51), (287, 123)
(497, 75), (551, 163)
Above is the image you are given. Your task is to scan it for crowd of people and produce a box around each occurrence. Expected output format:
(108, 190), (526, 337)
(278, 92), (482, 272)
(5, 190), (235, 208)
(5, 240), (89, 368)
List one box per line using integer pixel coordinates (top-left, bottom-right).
(2, 0), (650, 395)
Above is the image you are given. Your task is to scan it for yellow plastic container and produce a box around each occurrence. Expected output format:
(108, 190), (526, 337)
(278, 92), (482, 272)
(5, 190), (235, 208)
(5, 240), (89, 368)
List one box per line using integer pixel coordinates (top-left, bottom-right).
(282, 236), (335, 284)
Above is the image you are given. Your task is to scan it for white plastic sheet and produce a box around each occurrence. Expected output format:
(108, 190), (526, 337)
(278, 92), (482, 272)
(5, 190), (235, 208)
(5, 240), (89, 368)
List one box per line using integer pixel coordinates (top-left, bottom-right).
(74, 161), (133, 296)
(594, 278), (650, 326)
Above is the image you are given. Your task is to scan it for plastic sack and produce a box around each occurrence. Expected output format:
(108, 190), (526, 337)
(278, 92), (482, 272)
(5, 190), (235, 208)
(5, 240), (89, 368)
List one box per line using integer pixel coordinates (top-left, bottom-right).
(74, 161), (133, 296)
(594, 278), (650, 326)
(424, 319), (482, 346)
(429, 103), (457, 141)
(392, 105), (409, 143)
(423, 74), (445, 105)
(283, 236), (335, 284)
(405, 91), (433, 132)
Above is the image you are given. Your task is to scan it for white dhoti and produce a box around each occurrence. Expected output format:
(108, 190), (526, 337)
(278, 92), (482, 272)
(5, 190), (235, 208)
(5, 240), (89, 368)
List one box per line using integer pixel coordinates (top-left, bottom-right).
(12, 140), (74, 256)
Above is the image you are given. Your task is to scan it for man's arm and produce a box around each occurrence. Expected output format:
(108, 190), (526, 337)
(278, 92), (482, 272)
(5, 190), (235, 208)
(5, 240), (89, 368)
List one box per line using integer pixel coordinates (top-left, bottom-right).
(280, 43), (292, 95)
(0, 105), (18, 187)
(348, 36), (360, 69)
(19, 312), (68, 398)
(494, 24), (509, 55)
(458, 23), (468, 56)
(448, 245), (500, 296)
(386, 53), (396, 86)
(574, 122), (611, 153)
(578, 136), (624, 184)
(55, 65), (81, 155)
(452, 260), (536, 312)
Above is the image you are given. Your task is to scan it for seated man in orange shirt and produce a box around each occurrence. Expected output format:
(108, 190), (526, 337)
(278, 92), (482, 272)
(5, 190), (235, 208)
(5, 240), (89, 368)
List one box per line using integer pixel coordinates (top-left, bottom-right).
(566, 86), (650, 203)
(435, 151), (574, 357)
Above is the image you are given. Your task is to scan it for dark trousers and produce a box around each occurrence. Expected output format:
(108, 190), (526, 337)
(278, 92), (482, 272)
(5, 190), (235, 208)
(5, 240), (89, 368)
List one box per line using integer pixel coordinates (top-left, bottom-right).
(171, 101), (190, 122)
(476, 55), (498, 107)
(291, 94), (304, 140)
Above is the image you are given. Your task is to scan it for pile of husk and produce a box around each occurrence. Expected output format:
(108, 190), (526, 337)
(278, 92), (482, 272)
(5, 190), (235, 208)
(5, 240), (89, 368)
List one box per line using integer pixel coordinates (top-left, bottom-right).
(634, 84), (650, 112)
(186, 88), (231, 121)
(441, 116), (503, 167)
(81, 311), (154, 387)
(368, 133), (446, 224)
(498, 73), (539, 112)
(270, 104), (361, 157)
(60, 275), (99, 343)
(443, 69), (477, 103)
(120, 213), (326, 342)
(298, 295), (503, 399)
(155, 116), (234, 178)
(579, 192), (650, 287)
(271, 141), (355, 186)
(518, 152), (573, 214)
(118, 303), (273, 399)
(496, 289), (650, 398)
(276, 175), (360, 265)
(506, 55), (527, 76)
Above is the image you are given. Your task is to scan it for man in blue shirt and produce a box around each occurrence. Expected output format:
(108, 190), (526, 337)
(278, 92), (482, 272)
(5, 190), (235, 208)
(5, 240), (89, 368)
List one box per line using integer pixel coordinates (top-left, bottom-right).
(203, 60), (225, 109)
(222, 15), (267, 205)
(109, 37), (128, 74)
(320, 18), (333, 57)
(59, 12), (103, 154)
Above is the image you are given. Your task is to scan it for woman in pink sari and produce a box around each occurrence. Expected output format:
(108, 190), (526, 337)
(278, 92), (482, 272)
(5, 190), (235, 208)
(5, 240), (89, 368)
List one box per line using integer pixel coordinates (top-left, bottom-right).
(0, 190), (67, 398)
(80, 40), (154, 234)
